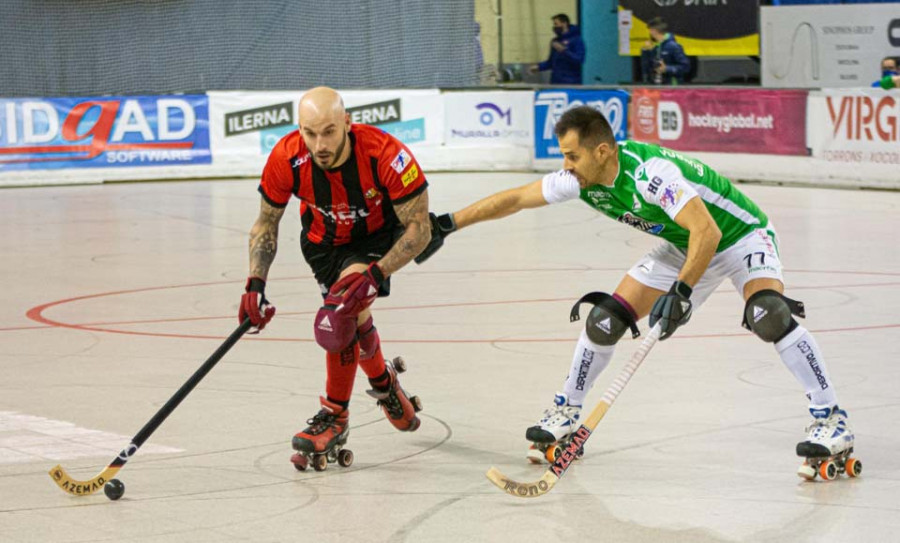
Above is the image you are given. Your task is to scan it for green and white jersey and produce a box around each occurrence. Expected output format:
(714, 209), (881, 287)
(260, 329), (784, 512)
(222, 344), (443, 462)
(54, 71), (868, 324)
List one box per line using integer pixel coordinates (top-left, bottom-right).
(541, 140), (768, 252)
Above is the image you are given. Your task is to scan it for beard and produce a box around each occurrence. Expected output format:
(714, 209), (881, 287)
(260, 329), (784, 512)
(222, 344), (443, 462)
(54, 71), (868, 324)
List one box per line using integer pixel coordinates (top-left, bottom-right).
(313, 130), (349, 170)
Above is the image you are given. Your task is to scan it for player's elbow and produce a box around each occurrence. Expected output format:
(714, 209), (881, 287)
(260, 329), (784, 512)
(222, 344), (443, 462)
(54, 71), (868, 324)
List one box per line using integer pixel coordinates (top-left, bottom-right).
(703, 222), (723, 247)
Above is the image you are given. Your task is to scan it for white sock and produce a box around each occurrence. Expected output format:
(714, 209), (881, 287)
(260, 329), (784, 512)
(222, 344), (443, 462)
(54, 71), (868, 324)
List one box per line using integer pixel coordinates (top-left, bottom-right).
(562, 329), (616, 406)
(775, 325), (838, 408)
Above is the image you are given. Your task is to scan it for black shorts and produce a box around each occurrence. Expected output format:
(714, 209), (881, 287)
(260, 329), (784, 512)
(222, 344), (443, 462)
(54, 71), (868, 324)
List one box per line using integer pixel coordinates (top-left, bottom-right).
(300, 227), (402, 298)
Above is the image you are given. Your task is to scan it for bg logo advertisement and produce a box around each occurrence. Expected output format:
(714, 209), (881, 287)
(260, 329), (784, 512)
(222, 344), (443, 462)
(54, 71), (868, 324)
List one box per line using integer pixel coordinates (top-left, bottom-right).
(0, 96), (210, 171)
(534, 90), (628, 159)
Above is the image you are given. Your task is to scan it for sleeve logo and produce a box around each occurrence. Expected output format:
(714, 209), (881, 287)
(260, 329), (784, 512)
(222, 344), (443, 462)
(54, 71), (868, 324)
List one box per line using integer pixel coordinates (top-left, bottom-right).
(391, 150), (412, 173)
(659, 185), (684, 210)
(401, 164), (419, 187)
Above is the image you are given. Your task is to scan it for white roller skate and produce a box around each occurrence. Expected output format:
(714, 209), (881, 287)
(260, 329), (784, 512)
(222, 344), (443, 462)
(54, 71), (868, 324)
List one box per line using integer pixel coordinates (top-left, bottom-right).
(525, 393), (583, 464)
(796, 405), (861, 481)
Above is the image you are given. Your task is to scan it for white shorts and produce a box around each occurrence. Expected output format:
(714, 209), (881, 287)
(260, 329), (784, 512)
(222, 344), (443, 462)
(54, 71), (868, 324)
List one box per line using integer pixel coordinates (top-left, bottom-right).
(626, 225), (784, 307)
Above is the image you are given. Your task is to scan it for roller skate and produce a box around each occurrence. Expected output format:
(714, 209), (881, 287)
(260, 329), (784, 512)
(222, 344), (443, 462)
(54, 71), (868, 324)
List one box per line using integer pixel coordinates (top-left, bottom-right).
(290, 397), (354, 472)
(525, 393), (583, 464)
(366, 356), (423, 431)
(796, 405), (861, 481)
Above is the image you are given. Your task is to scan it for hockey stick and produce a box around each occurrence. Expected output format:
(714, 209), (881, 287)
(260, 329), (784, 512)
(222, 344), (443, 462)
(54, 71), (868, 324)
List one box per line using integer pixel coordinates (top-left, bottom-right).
(485, 323), (662, 498)
(49, 318), (254, 496)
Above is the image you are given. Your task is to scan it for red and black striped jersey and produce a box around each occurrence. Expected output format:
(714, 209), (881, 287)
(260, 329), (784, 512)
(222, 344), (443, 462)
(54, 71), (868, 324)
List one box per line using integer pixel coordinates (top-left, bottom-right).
(258, 124), (428, 246)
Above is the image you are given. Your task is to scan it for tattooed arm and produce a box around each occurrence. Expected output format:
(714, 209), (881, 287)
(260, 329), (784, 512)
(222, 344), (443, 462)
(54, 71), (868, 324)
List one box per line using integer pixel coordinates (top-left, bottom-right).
(249, 198), (286, 279)
(378, 190), (431, 277)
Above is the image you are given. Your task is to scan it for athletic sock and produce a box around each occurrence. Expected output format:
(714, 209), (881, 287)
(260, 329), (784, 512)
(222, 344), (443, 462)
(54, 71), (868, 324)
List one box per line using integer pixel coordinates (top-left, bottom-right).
(775, 325), (838, 407)
(325, 343), (359, 405)
(357, 316), (387, 379)
(562, 329), (616, 406)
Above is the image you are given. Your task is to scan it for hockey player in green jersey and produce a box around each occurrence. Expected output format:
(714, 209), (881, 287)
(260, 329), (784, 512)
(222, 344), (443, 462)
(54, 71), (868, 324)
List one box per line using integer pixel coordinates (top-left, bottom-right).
(417, 106), (858, 481)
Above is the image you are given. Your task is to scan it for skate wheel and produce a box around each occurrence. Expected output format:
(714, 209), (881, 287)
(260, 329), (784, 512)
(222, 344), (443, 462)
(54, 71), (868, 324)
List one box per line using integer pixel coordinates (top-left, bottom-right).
(545, 445), (561, 464)
(797, 462), (816, 480)
(410, 395), (423, 412)
(408, 417), (421, 432)
(338, 448), (354, 468)
(526, 445), (544, 465)
(312, 454), (328, 472)
(845, 457), (862, 478)
(392, 356), (407, 373)
(818, 460), (838, 481)
(290, 453), (308, 472)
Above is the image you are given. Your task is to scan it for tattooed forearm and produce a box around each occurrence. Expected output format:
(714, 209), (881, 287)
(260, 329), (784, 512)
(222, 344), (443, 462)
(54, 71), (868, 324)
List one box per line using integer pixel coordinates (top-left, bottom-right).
(379, 191), (431, 276)
(248, 199), (286, 279)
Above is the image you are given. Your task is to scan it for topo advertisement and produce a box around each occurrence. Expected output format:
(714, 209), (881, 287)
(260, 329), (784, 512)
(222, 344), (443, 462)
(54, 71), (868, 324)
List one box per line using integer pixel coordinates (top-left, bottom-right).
(534, 89), (629, 160)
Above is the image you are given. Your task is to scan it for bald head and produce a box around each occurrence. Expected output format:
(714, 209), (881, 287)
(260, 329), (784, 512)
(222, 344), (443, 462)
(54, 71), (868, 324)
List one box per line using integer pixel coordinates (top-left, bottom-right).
(298, 87), (351, 170)
(298, 86), (346, 125)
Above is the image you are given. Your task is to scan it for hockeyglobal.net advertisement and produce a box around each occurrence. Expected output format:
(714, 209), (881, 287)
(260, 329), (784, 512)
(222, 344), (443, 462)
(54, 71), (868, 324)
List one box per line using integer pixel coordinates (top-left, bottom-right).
(0, 95), (211, 171)
(629, 88), (807, 156)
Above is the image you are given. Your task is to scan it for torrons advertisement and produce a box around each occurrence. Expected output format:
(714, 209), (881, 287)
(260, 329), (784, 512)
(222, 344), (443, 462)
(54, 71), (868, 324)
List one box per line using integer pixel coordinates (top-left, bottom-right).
(808, 88), (900, 167)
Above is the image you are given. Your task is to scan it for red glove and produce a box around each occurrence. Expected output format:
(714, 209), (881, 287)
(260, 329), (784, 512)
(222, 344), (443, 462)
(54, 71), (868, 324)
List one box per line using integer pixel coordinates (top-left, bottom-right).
(239, 277), (276, 333)
(334, 263), (385, 317)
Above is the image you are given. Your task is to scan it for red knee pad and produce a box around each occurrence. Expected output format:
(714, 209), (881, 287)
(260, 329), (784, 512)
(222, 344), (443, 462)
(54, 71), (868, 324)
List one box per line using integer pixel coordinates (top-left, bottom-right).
(314, 301), (357, 352)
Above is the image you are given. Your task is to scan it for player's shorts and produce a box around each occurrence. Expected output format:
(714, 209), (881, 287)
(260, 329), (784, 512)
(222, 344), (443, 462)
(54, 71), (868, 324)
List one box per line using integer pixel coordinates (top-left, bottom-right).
(301, 226), (403, 298)
(626, 225), (784, 307)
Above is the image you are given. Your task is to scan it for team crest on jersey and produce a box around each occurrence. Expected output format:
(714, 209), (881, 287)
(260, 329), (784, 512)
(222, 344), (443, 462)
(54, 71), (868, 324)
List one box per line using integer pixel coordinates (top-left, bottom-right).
(364, 188), (379, 199)
(660, 185), (684, 211)
(391, 150), (412, 173)
(617, 212), (665, 235)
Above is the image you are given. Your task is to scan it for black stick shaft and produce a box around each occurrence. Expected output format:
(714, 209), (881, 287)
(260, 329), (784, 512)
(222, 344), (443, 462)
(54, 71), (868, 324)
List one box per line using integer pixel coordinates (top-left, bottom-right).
(109, 319), (253, 467)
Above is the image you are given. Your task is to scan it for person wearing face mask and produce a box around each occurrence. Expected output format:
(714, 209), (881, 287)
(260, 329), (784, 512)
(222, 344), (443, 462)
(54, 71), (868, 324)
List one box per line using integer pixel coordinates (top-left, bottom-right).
(529, 13), (586, 85)
(872, 57), (899, 89)
(640, 17), (690, 85)
(417, 106), (857, 480)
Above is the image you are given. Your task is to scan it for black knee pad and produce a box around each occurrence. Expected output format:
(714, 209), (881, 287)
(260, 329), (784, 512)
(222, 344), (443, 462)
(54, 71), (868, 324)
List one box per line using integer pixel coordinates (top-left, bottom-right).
(742, 290), (806, 343)
(570, 292), (639, 346)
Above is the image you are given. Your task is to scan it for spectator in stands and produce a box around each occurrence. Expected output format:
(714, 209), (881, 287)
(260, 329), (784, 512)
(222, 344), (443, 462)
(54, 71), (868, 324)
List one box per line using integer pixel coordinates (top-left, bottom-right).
(872, 56), (898, 88)
(640, 17), (690, 85)
(529, 14), (585, 85)
(877, 73), (899, 90)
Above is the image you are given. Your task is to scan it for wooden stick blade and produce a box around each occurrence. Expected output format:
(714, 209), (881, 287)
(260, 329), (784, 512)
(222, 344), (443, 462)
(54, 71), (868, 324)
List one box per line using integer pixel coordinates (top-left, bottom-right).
(49, 464), (120, 496)
(485, 466), (559, 498)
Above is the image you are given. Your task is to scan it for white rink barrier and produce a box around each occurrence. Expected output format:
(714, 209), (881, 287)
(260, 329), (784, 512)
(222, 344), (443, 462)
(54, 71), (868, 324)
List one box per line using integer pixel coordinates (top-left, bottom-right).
(1, 89), (898, 190)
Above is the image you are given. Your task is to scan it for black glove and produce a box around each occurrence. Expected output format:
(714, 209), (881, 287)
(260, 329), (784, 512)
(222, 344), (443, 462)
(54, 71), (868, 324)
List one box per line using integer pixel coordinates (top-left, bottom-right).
(414, 212), (457, 264)
(648, 280), (693, 341)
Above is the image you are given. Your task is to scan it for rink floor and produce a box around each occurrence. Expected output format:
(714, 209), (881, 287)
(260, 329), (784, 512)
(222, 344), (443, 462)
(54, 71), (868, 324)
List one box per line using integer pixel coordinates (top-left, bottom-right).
(1, 173), (898, 542)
